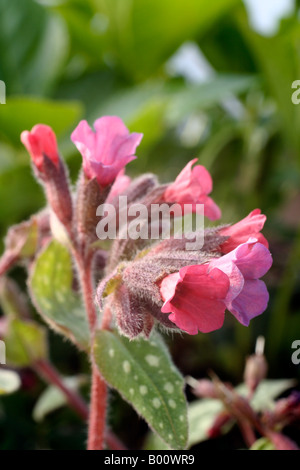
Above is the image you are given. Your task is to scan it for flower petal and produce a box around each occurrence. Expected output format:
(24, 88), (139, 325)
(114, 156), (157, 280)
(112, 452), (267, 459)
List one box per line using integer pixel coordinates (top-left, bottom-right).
(220, 209), (268, 252)
(160, 265), (229, 334)
(209, 259), (244, 304)
(234, 241), (273, 279)
(228, 279), (269, 326)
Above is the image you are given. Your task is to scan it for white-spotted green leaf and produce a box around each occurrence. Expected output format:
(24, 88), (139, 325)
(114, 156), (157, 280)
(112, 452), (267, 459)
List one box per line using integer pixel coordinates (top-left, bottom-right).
(29, 241), (89, 350)
(5, 318), (48, 367)
(33, 375), (87, 422)
(0, 369), (21, 395)
(93, 330), (188, 450)
(145, 378), (296, 449)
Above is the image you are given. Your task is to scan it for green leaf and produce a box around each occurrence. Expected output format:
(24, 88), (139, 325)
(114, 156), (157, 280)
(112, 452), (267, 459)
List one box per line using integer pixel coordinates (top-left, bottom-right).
(184, 379), (295, 449)
(94, 75), (254, 154)
(0, 0), (68, 95)
(237, 8), (300, 156)
(96, 0), (240, 79)
(0, 369), (21, 395)
(144, 397), (224, 450)
(165, 75), (256, 125)
(143, 431), (170, 451)
(250, 437), (275, 451)
(5, 318), (48, 367)
(29, 241), (90, 350)
(0, 97), (83, 146)
(94, 330), (188, 450)
(144, 378), (296, 449)
(188, 398), (224, 447)
(237, 379), (296, 411)
(32, 375), (87, 422)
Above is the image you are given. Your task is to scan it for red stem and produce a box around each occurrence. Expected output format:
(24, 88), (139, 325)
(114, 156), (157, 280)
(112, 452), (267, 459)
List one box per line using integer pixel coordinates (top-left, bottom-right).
(74, 250), (108, 450)
(237, 419), (256, 448)
(87, 363), (108, 450)
(34, 359), (88, 421)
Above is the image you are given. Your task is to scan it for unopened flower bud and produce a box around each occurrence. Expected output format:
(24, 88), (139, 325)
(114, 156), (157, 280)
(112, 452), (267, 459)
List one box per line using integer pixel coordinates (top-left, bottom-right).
(120, 173), (158, 206)
(21, 125), (73, 231)
(21, 124), (59, 171)
(244, 337), (268, 395)
(244, 354), (268, 395)
(186, 377), (218, 399)
(109, 284), (156, 339)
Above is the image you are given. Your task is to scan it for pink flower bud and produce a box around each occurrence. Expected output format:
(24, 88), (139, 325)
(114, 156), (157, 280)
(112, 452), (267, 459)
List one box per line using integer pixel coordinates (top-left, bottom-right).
(21, 124), (59, 172)
(163, 159), (221, 221)
(71, 116), (143, 187)
(190, 379), (219, 399)
(244, 353), (268, 394)
(113, 285), (154, 339)
(21, 126), (73, 230)
(220, 209), (269, 253)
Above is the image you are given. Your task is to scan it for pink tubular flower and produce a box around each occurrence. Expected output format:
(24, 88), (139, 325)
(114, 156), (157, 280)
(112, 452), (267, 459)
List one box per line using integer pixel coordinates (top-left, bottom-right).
(220, 209), (268, 253)
(209, 238), (272, 326)
(21, 124), (59, 171)
(163, 158), (221, 221)
(71, 116), (143, 186)
(160, 264), (230, 334)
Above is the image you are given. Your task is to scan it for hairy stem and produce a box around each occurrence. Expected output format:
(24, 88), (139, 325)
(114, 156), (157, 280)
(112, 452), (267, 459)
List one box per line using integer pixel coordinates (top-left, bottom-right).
(34, 359), (88, 421)
(76, 253), (97, 331)
(87, 363), (108, 450)
(75, 249), (108, 451)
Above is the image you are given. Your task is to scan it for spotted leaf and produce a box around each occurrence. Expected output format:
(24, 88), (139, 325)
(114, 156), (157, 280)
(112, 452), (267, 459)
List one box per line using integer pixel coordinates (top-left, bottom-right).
(93, 330), (188, 450)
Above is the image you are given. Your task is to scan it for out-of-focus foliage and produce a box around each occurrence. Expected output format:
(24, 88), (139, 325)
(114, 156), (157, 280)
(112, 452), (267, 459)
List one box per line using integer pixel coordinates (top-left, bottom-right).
(1, 0), (300, 450)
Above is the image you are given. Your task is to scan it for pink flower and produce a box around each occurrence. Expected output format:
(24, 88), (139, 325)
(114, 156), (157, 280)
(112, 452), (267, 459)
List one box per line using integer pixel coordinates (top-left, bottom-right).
(220, 209), (268, 253)
(160, 264), (230, 334)
(209, 238), (272, 326)
(21, 124), (59, 171)
(163, 158), (221, 221)
(71, 116), (143, 186)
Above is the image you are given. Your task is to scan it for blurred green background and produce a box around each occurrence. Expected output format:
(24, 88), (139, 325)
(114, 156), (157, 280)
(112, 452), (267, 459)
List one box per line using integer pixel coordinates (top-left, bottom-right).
(0, 0), (300, 450)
